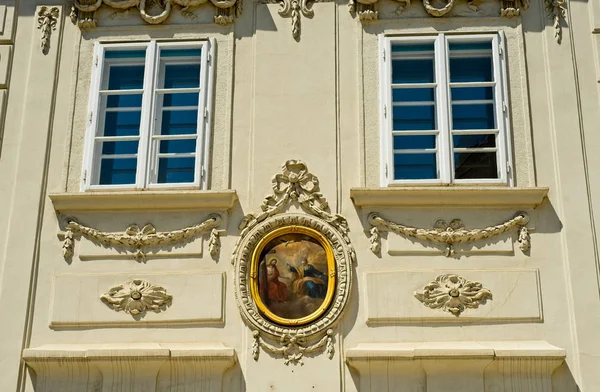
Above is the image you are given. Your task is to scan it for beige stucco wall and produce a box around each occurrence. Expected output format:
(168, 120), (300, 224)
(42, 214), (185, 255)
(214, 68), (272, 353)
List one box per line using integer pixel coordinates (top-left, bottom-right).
(0, 0), (599, 390)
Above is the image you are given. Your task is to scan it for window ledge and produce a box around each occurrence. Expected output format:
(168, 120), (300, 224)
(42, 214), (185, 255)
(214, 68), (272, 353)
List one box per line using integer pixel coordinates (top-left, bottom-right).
(49, 190), (239, 213)
(350, 187), (549, 208)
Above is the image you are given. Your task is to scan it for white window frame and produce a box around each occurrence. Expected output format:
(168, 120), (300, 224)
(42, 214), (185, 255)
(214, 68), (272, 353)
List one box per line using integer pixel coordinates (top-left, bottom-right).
(81, 39), (216, 191)
(379, 32), (513, 187)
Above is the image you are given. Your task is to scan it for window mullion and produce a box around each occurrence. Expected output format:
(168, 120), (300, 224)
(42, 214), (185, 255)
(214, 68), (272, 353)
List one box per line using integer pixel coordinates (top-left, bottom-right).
(195, 41), (210, 189)
(139, 41), (157, 189)
(436, 34), (452, 184)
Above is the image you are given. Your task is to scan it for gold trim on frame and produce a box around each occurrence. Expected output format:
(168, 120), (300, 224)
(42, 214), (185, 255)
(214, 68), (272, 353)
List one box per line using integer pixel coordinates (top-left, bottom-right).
(250, 225), (336, 326)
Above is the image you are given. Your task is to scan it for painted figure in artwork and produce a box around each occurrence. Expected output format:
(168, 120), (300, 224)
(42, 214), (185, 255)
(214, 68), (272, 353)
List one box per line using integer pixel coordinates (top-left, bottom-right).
(287, 257), (328, 299)
(259, 255), (288, 303)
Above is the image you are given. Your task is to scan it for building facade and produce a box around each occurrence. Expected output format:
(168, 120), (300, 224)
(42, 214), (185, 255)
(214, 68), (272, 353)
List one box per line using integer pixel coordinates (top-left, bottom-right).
(0, 0), (599, 389)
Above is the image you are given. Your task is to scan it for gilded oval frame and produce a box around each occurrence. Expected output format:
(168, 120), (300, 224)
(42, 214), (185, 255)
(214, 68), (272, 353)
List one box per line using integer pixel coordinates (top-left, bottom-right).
(249, 225), (336, 326)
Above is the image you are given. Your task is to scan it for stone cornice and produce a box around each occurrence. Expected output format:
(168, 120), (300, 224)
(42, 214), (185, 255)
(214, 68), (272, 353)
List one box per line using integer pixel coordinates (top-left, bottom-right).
(49, 190), (238, 213)
(350, 187), (549, 208)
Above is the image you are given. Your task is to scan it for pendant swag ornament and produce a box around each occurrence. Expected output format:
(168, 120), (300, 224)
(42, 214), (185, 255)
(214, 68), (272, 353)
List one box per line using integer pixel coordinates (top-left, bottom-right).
(232, 160), (354, 365)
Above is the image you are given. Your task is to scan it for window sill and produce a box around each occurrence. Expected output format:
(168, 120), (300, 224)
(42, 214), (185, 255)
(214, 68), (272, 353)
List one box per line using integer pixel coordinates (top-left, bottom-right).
(49, 190), (238, 213)
(349, 187), (549, 208)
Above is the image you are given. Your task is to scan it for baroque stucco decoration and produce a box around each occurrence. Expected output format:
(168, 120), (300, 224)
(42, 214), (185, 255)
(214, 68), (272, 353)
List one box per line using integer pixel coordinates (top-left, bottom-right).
(232, 160), (354, 365)
(261, 0), (324, 40)
(349, 0), (528, 20)
(37, 6), (60, 55)
(60, 214), (222, 262)
(545, 0), (567, 44)
(414, 274), (492, 316)
(69, 0), (242, 29)
(100, 279), (173, 317)
(368, 212), (530, 257)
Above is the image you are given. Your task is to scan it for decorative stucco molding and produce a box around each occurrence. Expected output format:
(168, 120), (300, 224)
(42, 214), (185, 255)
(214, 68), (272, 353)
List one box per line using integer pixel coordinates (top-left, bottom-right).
(61, 214), (222, 262)
(100, 279), (173, 316)
(232, 160), (354, 365)
(414, 274), (492, 316)
(368, 212), (530, 257)
(69, 0), (242, 29)
(545, 0), (567, 44)
(252, 329), (334, 365)
(261, 0), (325, 40)
(349, 0), (528, 20)
(37, 6), (59, 55)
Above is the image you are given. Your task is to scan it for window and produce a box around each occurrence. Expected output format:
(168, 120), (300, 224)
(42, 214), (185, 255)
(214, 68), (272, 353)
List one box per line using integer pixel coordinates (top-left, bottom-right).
(380, 33), (512, 186)
(82, 40), (215, 190)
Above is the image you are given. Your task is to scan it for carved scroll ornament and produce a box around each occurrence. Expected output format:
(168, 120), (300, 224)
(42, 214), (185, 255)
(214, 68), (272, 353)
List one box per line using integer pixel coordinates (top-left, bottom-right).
(61, 214), (222, 262)
(349, 0), (528, 20)
(101, 279), (172, 316)
(414, 274), (492, 316)
(37, 6), (60, 55)
(69, 0), (242, 29)
(232, 160), (354, 365)
(368, 212), (530, 257)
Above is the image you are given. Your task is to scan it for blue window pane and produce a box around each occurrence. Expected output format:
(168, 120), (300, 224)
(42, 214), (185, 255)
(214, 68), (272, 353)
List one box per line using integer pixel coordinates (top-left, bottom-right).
(452, 104), (495, 130)
(393, 135), (436, 150)
(449, 57), (493, 83)
(451, 87), (493, 101)
(161, 48), (202, 57)
(158, 157), (195, 183)
(453, 134), (495, 149)
(391, 43), (435, 52)
(162, 93), (199, 107)
(107, 66), (145, 90)
(393, 153), (437, 180)
(101, 141), (139, 155)
(103, 111), (141, 137)
(159, 139), (196, 154)
(393, 106), (436, 131)
(105, 50), (146, 59)
(164, 64), (201, 88)
(392, 59), (435, 84)
(160, 110), (198, 135)
(392, 88), (434, 102)
(99, 158), (137, 185)
(449, 42), (492, 51)
(454, 152), (498, 179)
(106, 94), (143, 108)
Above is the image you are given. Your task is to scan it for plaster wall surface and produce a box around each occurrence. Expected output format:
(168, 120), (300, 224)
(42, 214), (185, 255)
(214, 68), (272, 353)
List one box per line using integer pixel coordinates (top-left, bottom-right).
(0, 0), (597, 390)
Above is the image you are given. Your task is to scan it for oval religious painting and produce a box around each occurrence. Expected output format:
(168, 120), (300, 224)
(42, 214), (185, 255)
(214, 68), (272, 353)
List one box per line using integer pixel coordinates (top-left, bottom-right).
(250, 226), (336, 326)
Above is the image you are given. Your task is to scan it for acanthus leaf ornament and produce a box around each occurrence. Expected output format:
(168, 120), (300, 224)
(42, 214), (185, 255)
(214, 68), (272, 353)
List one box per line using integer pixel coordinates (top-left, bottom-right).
(100, 279), (172, 317)
(368, 212), (530, 257)
(60, 214), (222, 262)
(414, 274), (492, 316)
(37, 6), (60, 55)
(233, 160), (354, 365)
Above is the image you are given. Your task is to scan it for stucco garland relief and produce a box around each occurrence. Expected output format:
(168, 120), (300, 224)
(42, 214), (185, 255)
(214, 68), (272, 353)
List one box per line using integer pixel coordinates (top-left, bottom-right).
(545, 0), (567, 44)
(414, 274), (492, 316)
(37, 6), (60, 55)
(60, 214), (222, 262)
(69, 0), (242, 29)
(368, 212), (530, 257)
(349, 0), (528, 20)
(232, 160), (354, 365)
(260, 0), (327, 40)
(100, 279), (173, 317)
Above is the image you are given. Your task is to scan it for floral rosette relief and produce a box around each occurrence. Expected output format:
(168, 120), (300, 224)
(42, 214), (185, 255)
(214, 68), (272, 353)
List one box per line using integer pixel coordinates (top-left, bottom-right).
(100, 279), (173, 317)
(414, 274), (492, 316)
